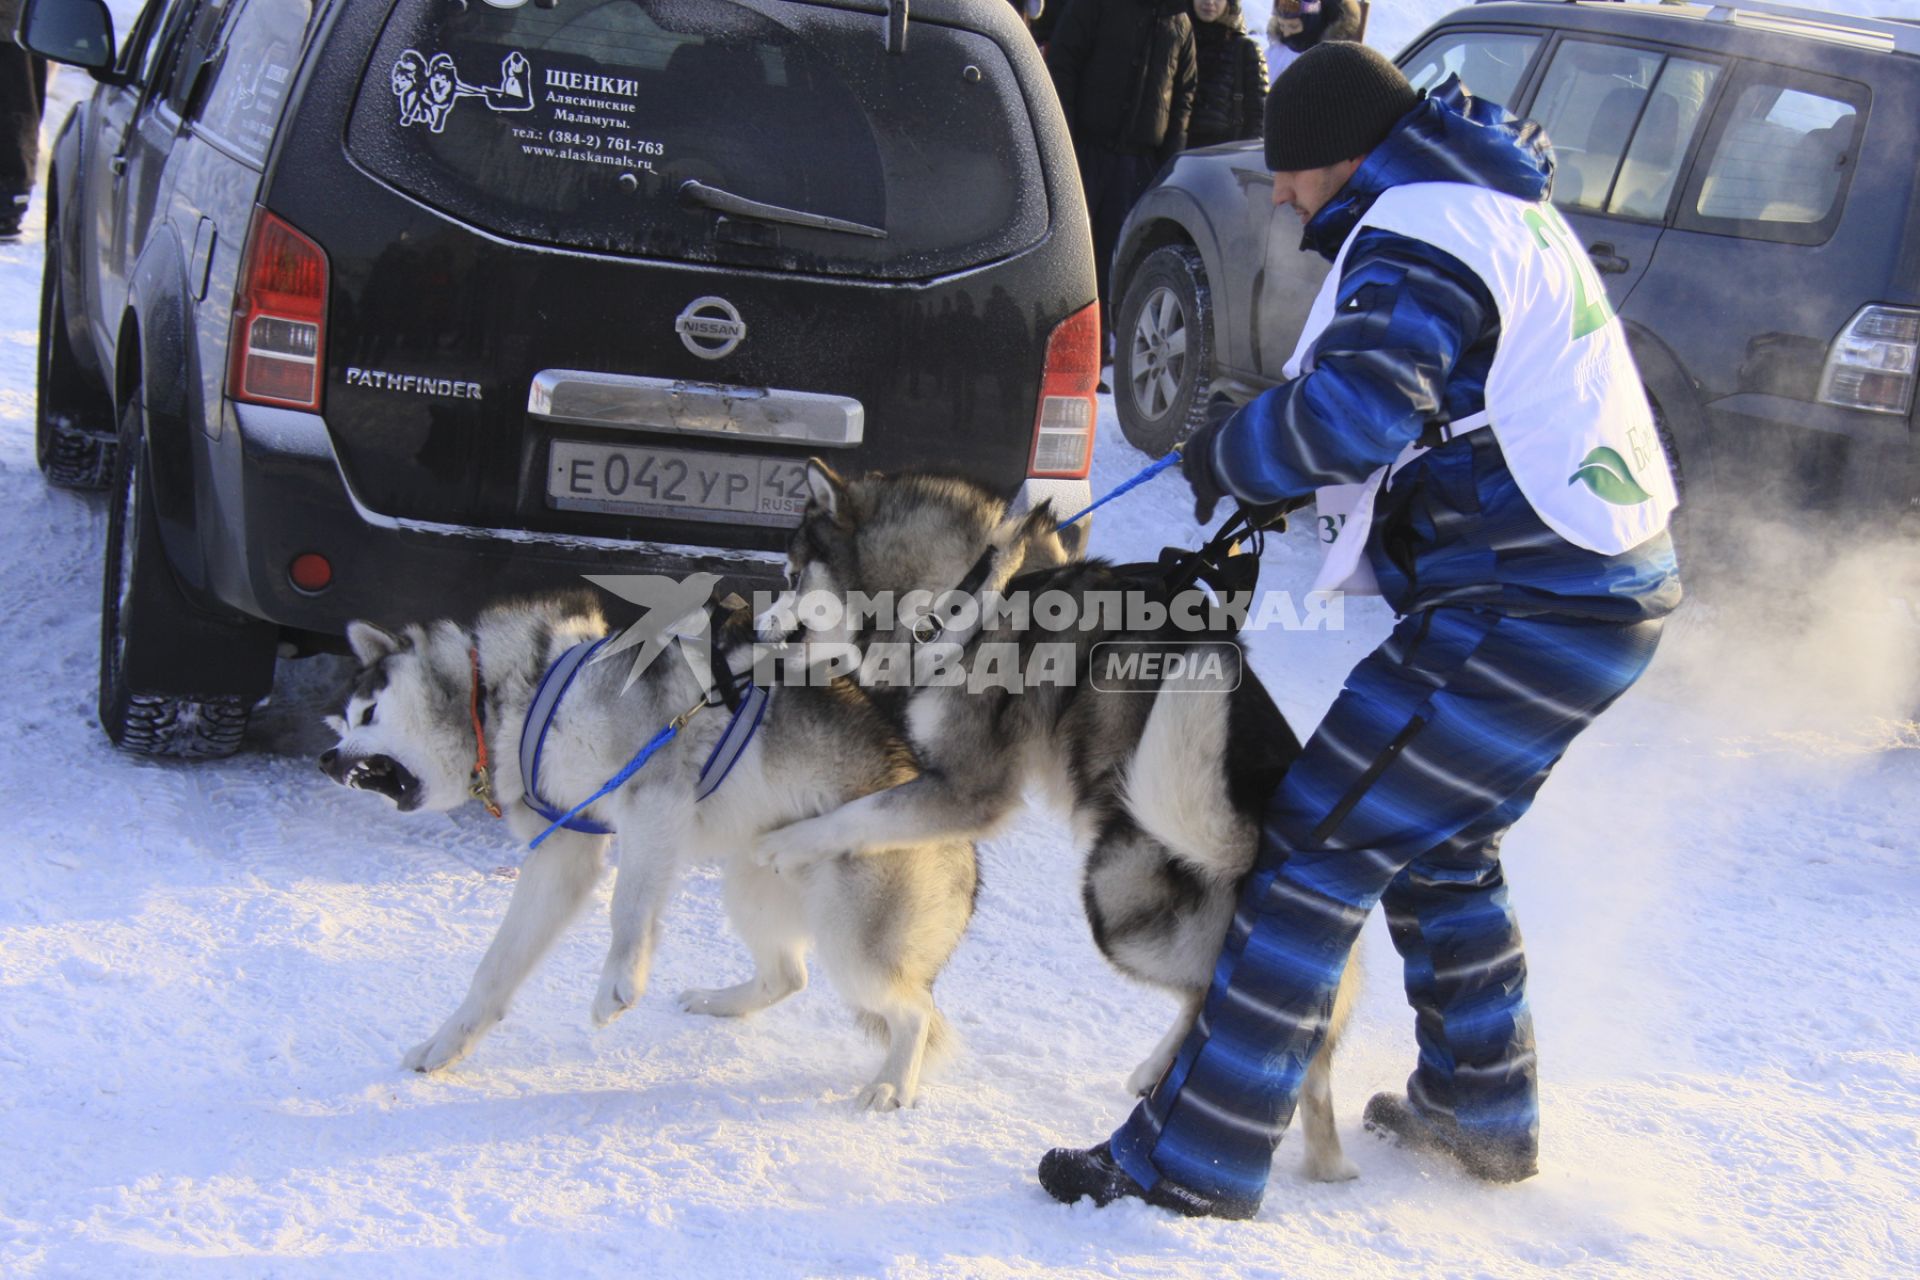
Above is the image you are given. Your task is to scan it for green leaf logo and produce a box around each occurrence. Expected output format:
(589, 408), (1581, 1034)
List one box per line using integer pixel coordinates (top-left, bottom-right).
(1568, 446), (1653, 505)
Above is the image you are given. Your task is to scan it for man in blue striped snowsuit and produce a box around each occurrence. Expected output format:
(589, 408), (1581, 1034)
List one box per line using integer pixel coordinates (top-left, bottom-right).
(1038, 42), (1682, 1219)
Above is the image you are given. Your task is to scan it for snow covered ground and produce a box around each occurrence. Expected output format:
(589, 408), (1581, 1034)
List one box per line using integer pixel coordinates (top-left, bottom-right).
(3, 4), (1919, 1277)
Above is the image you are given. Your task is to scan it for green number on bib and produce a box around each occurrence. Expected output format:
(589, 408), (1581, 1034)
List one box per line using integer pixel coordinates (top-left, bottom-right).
(1525, 208), (1613, 342)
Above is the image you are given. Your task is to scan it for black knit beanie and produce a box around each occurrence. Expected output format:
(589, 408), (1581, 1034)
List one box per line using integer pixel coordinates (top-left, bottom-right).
(1264, 42), (1423, 171)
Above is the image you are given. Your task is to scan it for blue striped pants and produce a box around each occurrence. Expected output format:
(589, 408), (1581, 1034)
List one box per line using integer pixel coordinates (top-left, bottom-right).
(1109, 607), (1664, 1210)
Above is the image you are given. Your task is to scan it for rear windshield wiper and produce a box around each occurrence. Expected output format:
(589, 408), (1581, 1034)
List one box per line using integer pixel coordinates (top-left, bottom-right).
(679, 180), (886, 240)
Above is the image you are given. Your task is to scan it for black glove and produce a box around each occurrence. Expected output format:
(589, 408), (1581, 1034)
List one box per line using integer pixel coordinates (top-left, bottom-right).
(1181, 393), (1239, 524)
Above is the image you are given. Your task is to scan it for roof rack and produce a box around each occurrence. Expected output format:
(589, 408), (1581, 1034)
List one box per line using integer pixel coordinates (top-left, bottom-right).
(1471, 0), (1920, 56)
(1703, 1), (1920, 54)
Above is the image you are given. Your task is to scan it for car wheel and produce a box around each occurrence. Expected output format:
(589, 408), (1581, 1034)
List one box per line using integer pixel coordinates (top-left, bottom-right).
(1114, 244), (1215, 458)
(1647, 392), (1704, 572)
(36, 221), (117, 490)
(99, 391), (255, 758)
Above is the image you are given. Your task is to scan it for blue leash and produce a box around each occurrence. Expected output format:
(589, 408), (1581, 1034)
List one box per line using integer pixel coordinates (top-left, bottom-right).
(1053, 447), (1182, 531)
(528, 701), (704, 849)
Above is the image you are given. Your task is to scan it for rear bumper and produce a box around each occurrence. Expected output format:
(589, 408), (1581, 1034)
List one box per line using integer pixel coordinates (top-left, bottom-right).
(1704, 392), (1918, 515)
(202, 403), (790, 632)
(198, 404), (1093, 633)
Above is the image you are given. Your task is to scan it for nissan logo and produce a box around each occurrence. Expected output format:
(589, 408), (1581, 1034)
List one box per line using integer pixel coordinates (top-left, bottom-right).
(676, 296), (747, 359)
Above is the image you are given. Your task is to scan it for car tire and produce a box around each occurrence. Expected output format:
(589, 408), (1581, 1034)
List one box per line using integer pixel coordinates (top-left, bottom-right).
(36, 220), (117, 490)
(1114, 244), (1215, 458)
(1647, 391), (1706, 573)
(99, 391), (260, 758)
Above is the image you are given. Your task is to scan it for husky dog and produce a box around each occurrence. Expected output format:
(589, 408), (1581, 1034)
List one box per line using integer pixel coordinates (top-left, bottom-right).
(755, 465), (1361, 1181)
(320, 592), (976, 1110)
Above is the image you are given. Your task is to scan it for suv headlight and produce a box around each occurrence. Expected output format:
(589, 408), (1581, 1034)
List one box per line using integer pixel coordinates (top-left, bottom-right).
(1818, 305), (1920, 416)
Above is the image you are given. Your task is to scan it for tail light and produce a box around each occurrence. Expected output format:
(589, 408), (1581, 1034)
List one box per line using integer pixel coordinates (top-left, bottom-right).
(1818, 305), (1919, 416)
(229, 209), (328, 412)
(1028, 302), (1100, 479)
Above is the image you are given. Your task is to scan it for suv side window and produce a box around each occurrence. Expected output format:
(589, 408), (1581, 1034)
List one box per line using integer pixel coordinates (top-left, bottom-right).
(194, 0), (313, 164)
(1402, 31), (1542, 110)
(160, 0), (233, 117)
(122, 0), (180, 84)
(1681, 72), (1863, 245)
(1606, 55), (1721, 220)
(1530, 39), (1669, 213)
(121, 0), (198, 88)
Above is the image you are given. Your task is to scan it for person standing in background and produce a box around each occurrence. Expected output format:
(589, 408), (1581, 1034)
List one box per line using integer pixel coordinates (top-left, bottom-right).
(1045, 0), (1197, 358)
(1186, 0), (1267, 150)
(1, 0), (48, 240)
(1267, 0), (1364, 81)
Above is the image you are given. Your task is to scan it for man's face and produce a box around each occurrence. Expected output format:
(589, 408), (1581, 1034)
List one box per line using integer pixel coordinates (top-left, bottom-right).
(1271, 156), (1365, 225)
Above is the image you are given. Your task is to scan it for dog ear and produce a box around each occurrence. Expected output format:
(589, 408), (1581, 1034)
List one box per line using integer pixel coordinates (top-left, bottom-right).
(804, 458), (848, 521)
(1017, 501), (1058, 542)
(979, 501), (1066, 594)
(346, 621), (405, 667)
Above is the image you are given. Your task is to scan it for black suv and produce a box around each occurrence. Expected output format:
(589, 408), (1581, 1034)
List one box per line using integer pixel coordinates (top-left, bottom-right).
(1111, 0), (1920, 542)
(23, 0), (1097, 756)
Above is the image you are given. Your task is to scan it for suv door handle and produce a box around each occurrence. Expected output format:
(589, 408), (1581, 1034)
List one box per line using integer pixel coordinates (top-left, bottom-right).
(109, 154), (128, 177)
(1587, 242), (1630, 275)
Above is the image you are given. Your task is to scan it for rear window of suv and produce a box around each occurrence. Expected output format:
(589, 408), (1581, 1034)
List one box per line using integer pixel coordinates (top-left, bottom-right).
(345, 0), (1047, 280)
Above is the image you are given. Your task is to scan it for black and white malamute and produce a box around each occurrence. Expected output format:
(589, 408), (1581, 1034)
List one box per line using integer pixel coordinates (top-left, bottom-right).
(754, 465), (1360, 1180)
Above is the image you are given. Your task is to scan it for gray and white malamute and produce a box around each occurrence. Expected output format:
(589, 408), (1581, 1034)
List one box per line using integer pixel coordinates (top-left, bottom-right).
(756, 465), (1360, 1180)
(320, 593), (976, 1110)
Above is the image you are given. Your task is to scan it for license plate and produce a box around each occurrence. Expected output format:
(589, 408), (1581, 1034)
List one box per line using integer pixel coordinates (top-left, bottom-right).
(548, 440), (810, 527)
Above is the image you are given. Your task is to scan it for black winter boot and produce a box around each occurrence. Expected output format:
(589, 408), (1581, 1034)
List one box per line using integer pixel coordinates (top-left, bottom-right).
(1036, 1142), (1258, 1219)
(1363, 1093), (1538, 1183)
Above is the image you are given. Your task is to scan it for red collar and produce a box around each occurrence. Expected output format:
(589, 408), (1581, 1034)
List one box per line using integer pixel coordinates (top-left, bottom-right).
(467, 647), (503, 818)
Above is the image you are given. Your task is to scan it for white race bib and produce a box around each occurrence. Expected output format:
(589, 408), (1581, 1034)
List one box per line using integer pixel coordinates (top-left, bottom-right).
(1310, 476), (1384, 596)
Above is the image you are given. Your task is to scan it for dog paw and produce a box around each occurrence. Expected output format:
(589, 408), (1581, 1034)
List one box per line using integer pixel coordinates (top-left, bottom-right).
(1302, 1151), (1361, 1183)
(404, 1023), (477, 1074)
(1126, 1057), (1171, 1098)
(592, 972), (640, 1028)
(756, 819), (840, 873)
(748, 833), (785, 869)
(768, 846), (830, 878)
(856, 1081), (907, 1111)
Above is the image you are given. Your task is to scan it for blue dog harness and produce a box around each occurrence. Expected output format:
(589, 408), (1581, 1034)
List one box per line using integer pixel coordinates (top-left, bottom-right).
(694, 679), (770, 802)
(516, 637), (768, 847)
(520, 637), (618, 836)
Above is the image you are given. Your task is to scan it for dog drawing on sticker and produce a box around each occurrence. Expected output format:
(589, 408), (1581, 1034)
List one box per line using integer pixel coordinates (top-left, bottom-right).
(421, 54), (461, 133)
(391, 49), (430, 128)
(393, 49), (535, 133)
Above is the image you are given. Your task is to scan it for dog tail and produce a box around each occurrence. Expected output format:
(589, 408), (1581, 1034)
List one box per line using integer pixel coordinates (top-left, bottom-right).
(1123, 674), (1257, 881)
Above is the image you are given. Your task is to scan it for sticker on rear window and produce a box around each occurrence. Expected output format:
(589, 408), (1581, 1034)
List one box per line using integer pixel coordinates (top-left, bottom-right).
(389, 47), (668, 175)
(391, 48), (535, 133)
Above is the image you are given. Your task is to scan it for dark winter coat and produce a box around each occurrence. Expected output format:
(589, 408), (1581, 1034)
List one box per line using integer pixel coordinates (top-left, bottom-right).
(1187, 3), (1267, 149)
(1046, 0), (1198, 162)
(1198, 78), (1682, 621)
(1273, 0), (1364, 54)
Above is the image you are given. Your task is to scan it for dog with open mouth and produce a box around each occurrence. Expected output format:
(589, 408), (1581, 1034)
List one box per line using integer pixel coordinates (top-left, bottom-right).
(321, 591), (978, 1110)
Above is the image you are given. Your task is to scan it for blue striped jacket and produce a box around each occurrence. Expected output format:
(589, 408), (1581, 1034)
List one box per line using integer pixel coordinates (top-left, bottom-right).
(1205, 78), (1683, 621)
